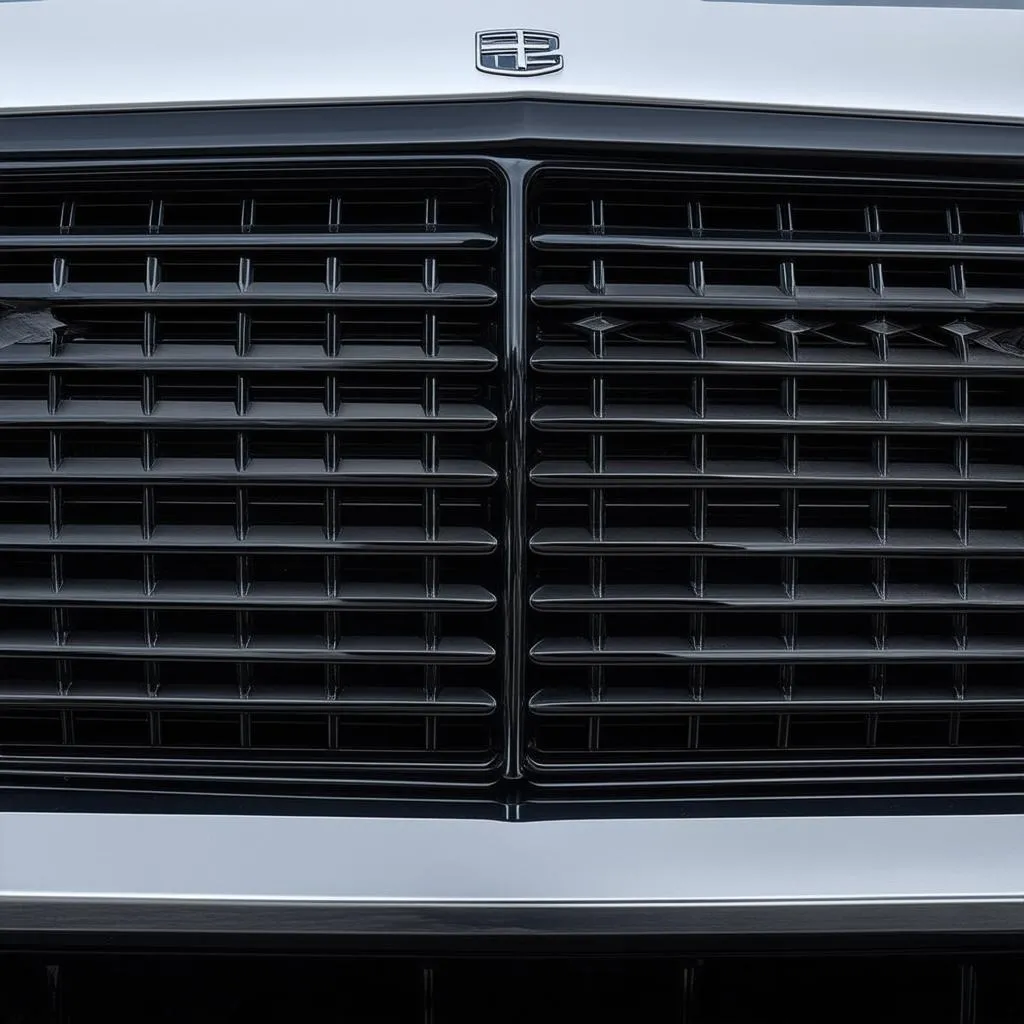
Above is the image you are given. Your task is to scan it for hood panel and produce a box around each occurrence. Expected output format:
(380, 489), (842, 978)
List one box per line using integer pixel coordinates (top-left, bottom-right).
(0, 0), (1020, 122)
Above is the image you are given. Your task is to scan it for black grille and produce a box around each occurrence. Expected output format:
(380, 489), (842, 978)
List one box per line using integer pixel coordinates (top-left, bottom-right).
(2, 154), (1024, 793)
(526, 165), (1024, 788)
(0, 950), (1019, 1024)
(0, 162), (503, 785)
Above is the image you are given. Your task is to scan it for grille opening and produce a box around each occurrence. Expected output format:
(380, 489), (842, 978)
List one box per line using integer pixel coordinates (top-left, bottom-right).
(887, 492), (956, 532)
(61, 430), (143, 462)
(157, 486), (237, 530)
(706, 556), (782, 589)
(0, 486), (48, 525)
(62, 551), (144, 585)
(875, 201), (956, 238)
(886, 557), (958, 588)
(974, 438), (1024, 470)
(707, 434), (782, 464)
(72, 200), (152, 231)
(69, 258), (145, 285)
(0, 255), (61, 281)
(888, 377), (958, 411)
(798, 376), (875, 409)
(706, 374), (786, 407)
(72, 711), (152, 747)
(971, 491), (1022, 531)
(796, 557), (874, 589)
(958, 715), (1024, 747)
(707, 490), (784, 530)
(0, 430), (49, 460)
(0, 711), (64, 746)
(800, 434), (874, 464)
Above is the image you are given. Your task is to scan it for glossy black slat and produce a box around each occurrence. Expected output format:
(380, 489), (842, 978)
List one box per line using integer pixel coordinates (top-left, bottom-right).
(0, 161), (504, 785)
(532, 231), (1024, 259)
(0, 680), (497, 712)
(0, 229), (497, 250)
(530, 581), (1024, 611)
(0, 280), (498, 305)
(529, 460), (1024, 489)
(530, 637), (1024, 665)
(0, 580), (497, 610)
(0, 457), (499, 485)
(531, 282), (1024, 311)
(529, 526), (1024, 557)
(0, 523), (499, 554)
(2, 341), (498, 372)
(526, 164), (1024, 789)
(531, 343), (1024, 376)
(530, 685), (1024, 713)
(0, 634), (497, 662)
(0, 399), (498, 430)
(532, 403), (1024, 432)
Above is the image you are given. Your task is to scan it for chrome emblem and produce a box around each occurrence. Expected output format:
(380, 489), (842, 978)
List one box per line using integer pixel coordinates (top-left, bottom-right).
(476, 30), (563, 77)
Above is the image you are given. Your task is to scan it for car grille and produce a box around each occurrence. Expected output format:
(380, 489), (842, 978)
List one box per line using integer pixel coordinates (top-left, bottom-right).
(526, 164), (1024, 789)
(1, 153), (1023, 793)
(0, 949), (1018, 1023)
(0, 162), (504, 786)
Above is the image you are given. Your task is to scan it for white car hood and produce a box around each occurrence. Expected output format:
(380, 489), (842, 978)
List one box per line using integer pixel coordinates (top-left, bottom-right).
(0, 0), (1021, 122)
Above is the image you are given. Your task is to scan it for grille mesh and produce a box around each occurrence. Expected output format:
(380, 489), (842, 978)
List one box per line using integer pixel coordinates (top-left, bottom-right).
(526, 166), (1024, 787)
(0, 163), (503, 785)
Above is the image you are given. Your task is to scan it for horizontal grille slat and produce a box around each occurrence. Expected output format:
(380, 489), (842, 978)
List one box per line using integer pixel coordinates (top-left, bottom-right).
(530, 527), (1024, 557)
(0, 523), (499, 554)
(0, 581), (497, 610)
(0, 229), (497, 251)
(532, 404), (1024, 433)
(532, 230), (1024, 259)
(530, 638), (1024, 664)
(526, 163), (1024, 790)
(0, 399), (498, 430)
(529, 460), (1022, 488)
(530, 582), (1024, 611)
(0, 161), (504, 785)
(532, 283), (1024, 311)
(0, 281), (498, 305)
(0, 681), (497, 711)
(2, 342), (498, 372)
(0, 457), (498, 485)
(0, 634), (497, 662)
(530, 685), (1024, 713)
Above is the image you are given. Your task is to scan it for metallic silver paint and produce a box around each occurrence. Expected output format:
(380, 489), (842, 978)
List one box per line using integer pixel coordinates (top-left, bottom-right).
(1, 811), (1024, 931)
(0, 0), (1020, 121)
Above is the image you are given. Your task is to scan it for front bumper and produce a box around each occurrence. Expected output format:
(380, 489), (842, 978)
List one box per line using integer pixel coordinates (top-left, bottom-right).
(3, 802), (1024, 937)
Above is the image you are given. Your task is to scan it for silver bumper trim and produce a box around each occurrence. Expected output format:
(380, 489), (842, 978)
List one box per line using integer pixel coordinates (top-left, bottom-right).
(1, 810), (1022, 935)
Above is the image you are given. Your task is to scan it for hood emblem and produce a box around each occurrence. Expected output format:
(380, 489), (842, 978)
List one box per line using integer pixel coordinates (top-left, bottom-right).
(476, 30), (563, 77)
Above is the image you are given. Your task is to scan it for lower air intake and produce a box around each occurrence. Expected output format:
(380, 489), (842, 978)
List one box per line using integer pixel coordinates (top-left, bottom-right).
(0, 951), (1015, 1024)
